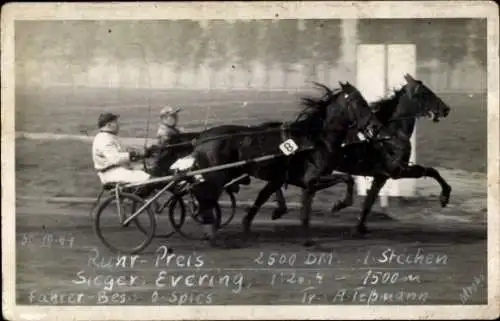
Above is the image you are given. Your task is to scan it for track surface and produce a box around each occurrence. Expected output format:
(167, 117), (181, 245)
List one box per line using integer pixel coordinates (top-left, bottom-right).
(14, 87), (488, 306)
(16, 201), (487, 306)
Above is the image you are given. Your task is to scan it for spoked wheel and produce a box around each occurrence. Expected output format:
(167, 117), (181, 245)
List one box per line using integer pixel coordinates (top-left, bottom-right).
(131, 190), (176, 238)
(218, 189), (237, 227)
(184, 189), (236, 228)
(168, 192), (222, 240)
(181, 189), (235, 227)
(94, 192), (156, 254)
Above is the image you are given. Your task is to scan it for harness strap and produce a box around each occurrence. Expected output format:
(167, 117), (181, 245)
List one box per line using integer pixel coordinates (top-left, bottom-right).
(280, 123), (292, 190)
(280, 123), (289, 141)
(96, 164), (121, 173)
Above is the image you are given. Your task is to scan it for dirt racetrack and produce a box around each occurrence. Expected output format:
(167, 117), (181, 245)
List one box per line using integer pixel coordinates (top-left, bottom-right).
(13, 87), (489, 306)
(16, 200), (487, 306)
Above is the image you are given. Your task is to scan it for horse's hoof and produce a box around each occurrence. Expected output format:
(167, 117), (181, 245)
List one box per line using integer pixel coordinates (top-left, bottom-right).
(272, 208), (288, 220)
(440, 187), (451, 207)
(242, 214), (256, 238)
(242, 217), (251, 234)
(440, 196), (449, 207)
(203, 235), (218, 247)
(202, 224), (218, 241)
(302, 239), (315, 247)
(352, 225), (369, 237)
(241, 231), (256, 244)
(331, 201), (346, 213)
(209, 238), (218, 247)
(206, 230), (219, 247)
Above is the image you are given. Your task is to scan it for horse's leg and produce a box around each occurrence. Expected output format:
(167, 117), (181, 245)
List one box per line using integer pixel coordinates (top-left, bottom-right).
(310, 173), (355, 213)
(299, 146), (341, 247)
(243, 180), (284, 234)
(299, 188), (316, 247)
(331, 174), (355, 213)
(298, 172), (352, 242)
(272, 188), (288, 220)
(197, 200), (219, 246)
(192, 177), (224, 247)
(312, 173), (348, 190)
(393, 165), (452, 207)
(299, 172), (355, 214)
(355, 175), (388, 235)
(271, 171), (350, 220)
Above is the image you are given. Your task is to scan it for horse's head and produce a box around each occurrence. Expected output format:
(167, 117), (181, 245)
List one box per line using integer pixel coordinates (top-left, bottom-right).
(337, 81), (370, 107)
(303, 81), (372, 127)
(402, 73), (451, 122)
(335, 81), (373, 131)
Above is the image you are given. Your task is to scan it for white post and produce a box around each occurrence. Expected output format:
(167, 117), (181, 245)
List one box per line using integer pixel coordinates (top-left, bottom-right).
(385, 44), (417, 198)
(355, 44), (417, 210)
(380, 194), (389, 208)
(355, 44), (386, 201)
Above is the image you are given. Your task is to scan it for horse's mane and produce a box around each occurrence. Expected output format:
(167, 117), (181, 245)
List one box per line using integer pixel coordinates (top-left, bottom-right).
(284, 82), (341, 141)
(296, 83), (342, 123)
(299, 87), (342, 111)
(371, 86), (406, 123)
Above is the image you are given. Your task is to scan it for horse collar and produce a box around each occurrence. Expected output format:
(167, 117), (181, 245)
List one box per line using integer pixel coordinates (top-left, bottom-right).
(280, 122), (291, 140)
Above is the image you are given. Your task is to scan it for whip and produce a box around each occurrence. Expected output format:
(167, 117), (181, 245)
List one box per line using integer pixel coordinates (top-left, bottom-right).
(203, 104), (211, 131)
(128, 42), (152, 170)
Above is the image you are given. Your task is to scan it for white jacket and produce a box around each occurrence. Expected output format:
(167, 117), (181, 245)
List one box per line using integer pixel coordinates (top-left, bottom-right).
(92, 131), (131, 171)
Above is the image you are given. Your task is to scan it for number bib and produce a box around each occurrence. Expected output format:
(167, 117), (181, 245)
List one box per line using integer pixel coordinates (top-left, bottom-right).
(279, 139), (299, 155)
(357, 132), (367, 141)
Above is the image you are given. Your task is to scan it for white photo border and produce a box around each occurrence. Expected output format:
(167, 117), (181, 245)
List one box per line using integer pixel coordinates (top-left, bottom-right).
(2, 1), (499, 320)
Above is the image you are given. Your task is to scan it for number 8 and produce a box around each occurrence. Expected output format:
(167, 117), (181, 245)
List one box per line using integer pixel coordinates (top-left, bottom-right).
(284, 142), (294, 152)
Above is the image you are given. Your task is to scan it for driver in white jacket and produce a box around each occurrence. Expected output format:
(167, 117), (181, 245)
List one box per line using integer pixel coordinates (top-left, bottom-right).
(92, 112), (150, 184)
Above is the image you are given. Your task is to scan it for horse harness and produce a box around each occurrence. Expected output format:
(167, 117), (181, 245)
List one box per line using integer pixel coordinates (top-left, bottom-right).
(279, 122), (311, 189)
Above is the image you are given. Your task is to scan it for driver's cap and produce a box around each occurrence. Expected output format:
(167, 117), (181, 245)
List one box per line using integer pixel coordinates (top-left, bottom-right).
(160, 106), (181, 116)
(97, 112), (119, 128)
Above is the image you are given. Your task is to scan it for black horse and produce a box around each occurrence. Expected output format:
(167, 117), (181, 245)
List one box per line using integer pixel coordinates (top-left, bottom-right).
(270, 74), (452, 235)
(183, 82), (377, 246)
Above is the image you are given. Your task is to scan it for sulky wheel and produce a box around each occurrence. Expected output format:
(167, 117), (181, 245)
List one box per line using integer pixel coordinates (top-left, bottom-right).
(131, 190), (177, 239)
(219, 188), (237, 228)
(182, 189), (236, 228)
(94, 192), (156, 254)
(168, 193), (222, 240)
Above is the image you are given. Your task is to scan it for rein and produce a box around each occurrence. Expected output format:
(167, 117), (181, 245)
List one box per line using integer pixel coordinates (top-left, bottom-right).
(155, 86), (329, 152)
(158, 125), (295, 150)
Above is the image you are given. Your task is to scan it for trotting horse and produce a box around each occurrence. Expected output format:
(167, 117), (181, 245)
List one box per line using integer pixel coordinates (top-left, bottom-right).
(183, 82), (376, 246)
(146, 123), (288, 201)
(270, 74), (452, 235)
